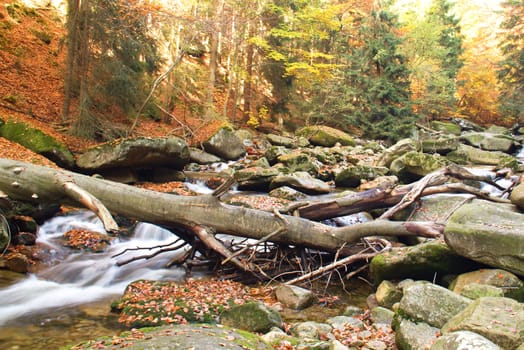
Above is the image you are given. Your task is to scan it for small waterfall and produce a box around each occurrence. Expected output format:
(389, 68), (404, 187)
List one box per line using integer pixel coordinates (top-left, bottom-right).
(0, 211), (188, 326)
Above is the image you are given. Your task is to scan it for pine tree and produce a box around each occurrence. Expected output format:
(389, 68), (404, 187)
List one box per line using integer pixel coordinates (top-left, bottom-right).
(334, 3), (415, 143)
(63, 0), (161, 139)
(498, 0), (524, 122)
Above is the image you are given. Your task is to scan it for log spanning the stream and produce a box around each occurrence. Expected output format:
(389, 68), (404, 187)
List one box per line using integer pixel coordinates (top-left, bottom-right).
(0, 158), (442, 253)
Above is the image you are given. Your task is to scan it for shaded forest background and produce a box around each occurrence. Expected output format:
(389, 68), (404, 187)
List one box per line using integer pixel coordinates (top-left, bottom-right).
(0, 0), (523, 148)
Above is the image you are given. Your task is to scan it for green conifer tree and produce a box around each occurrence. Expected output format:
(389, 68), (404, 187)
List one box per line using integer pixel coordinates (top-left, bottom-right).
(498, 0), (524, 122)
(339, 3), (415, 143)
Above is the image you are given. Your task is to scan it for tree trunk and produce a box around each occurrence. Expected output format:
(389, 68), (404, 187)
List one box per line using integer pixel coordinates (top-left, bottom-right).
(0, 159), (442, 252)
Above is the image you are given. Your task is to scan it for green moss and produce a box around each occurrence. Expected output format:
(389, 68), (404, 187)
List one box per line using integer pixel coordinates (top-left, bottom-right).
(6, 2), (38, 21)
(0, 118), (75, 167)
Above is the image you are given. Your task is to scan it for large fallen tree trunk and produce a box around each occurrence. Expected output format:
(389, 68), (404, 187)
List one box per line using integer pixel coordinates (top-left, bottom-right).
(0, 159), (442, 253)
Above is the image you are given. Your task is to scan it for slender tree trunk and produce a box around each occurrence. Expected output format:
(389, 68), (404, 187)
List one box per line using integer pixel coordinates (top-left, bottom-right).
(204, 0), (224, 120)
(243, 23), (255, 120)
(62, 0), (81, 122)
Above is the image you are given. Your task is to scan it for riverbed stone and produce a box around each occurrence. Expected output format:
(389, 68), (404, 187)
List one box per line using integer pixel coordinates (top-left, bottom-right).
(510, 183), (524, 210)
(370, 307), (395, 325)
(76, 136), (189, 170)
(374, 139), (419, 168)
(390, 151), (450, 180)
(421, 135), (459, 155)
(265, 146), (291, 164)
(446, 144), (518, 169)
(270, 171), (331, 194)
(269, 186), (307, 201)
(334, 165), (389, 188)
(203, 127), (246, 160)
(296, 125), (355, 147)
(394, 318), (440, 350)
(290, 321), (333, 340)
(369, 240), (480, 285)
(441, 297), (524, 349)
(449, 269), (524, 302)
(375, 280), (403, 309)
(219, 301), (282, 333)
(430, 120), (462, 135)
(398, 281), (472, 328)
(461, 132), (516, 152)
(234, 166), (280, 191)
(459, 283), (505, 299)
(430, 330), (501, 350)
(71, 324), (271, 350)
(277, 151), (319, 175)
(275, 285), (318, 310)
(444, 200), (524, 276)
(189, 147), (222, 164)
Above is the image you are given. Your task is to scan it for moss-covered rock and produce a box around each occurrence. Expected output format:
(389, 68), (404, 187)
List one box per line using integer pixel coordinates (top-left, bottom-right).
(449, 269), (524, 302)
(442, 297), (524, 349)
(0, 118), (74, 168)
(430, 120), (462, 136)
(334, 165), (389, 188)
(296, 125), (355, 147)
(446, 144), (519, 170)
(369, 240), (481, 285)
(444, 200), (524, 276)
(76, 136), (189, 171)
(219, 302), (282, 333)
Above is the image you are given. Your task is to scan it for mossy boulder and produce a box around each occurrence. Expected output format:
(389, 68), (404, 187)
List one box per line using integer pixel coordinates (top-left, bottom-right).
(461, 132), (516, 152)
(219, 302), (282, 333)
(421, 136), (459, 154)
(442, 297), (524, 349)
(234, 166), (280, 191)
(430, 120), (462, 136)
(444, 200), (524, 276)
(449, 269), (524, 302)
(335, 165), (389, 188)
(510, 183), (524, 210)
(296, 125), (355, 147)
(369, 240), (481, 285)
(446, 144), (519, 170)
(277, 151), (319, 175)
(76, 136), (189, 171)
(204, 127), (246, 160)
(0, 118), (74, 168)
(397, 281), (472, 328)
(390, 151), (449, 181)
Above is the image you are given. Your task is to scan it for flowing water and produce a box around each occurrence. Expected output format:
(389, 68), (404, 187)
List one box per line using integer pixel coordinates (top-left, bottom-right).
(0, 210), (190, 349)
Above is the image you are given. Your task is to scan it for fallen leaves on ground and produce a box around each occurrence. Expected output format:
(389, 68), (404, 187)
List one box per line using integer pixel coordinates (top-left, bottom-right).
(63, 229), (113, 252)
(114, 279), (275, 328)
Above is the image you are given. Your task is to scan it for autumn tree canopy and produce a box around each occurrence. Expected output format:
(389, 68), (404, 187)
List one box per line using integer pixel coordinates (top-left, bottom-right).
(58, 0), (520, 142)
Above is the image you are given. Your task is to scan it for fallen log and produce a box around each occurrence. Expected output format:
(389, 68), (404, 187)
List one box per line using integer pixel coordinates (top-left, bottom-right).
(0, 159), (441, 253)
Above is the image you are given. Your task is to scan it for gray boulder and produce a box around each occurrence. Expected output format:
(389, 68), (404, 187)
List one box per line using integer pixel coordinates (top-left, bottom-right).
(446, 144), (518, 169)
(296, 125), (355, 147)
(76, 136), (189, 171)
(510, 183), (524, 210)
(374, 139), (418, 168)
(449, 269), (524, 302)
(461, 132), (516, 152)
(334, 165), (389, 188)
(290, 321), (333, 340)
(270, 171), (331, 194)
(189, 147), (221, 164)
(390, 151), (450, 180)
(375, 280), (403, 309)
(264, 146), (291, 164)
(269, 186), (307, 201)
(442, 297), (524, 350)
(430, 120), (462, 135)
(234, 166), (280, 191)
(203, 127), (246, 160)
(219, 301), (282, 333)
(369, 240), (480, 285)
(277, 151), (319, 175)
(430, 331), (501, 350)
(444, 200), (524, 276)
(421, 135), (459, 155)
(394, 318), (440, 350)
(275, 285), (318, 310)
(398, 282), (472, 328)
(459, 283), (505, 299)
(266, 133), (309, 148)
